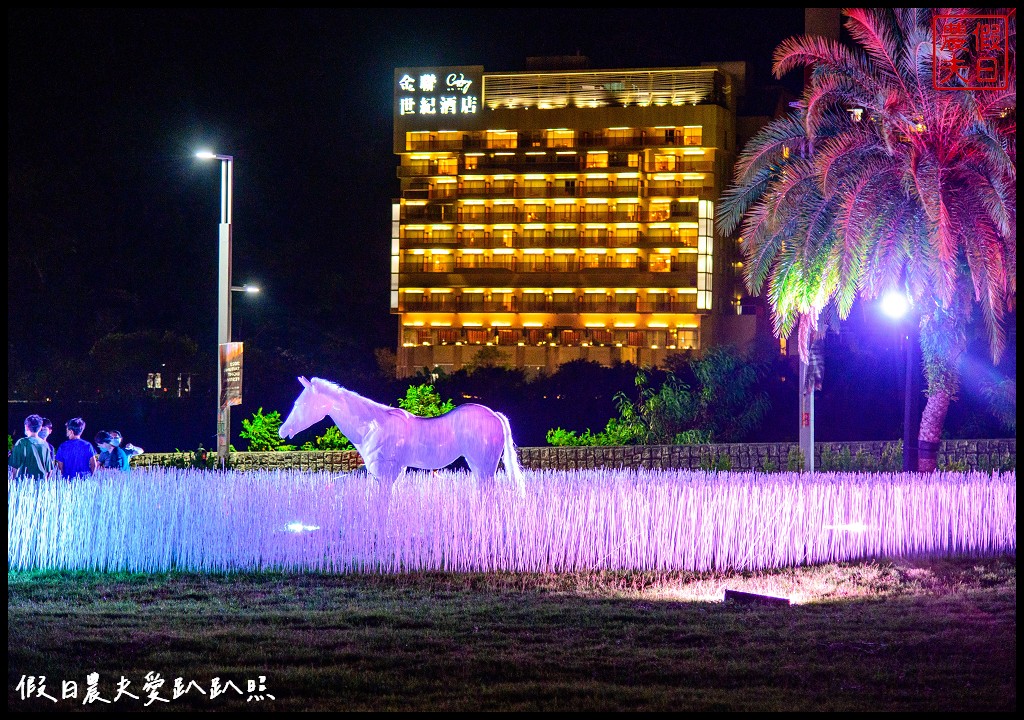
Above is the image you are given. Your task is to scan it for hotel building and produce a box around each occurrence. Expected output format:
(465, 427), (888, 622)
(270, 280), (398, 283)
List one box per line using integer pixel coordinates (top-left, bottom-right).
(391, 61), (758, 377)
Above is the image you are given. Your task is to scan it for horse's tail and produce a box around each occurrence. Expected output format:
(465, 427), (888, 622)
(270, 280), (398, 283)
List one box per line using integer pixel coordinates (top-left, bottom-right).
(495, 411), (525, 492)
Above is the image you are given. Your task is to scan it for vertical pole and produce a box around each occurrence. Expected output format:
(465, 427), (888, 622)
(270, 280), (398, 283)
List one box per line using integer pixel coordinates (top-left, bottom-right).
(902, 323), (918, 472)
(799, 357), (814, 472)
(216, 158), (233, 468)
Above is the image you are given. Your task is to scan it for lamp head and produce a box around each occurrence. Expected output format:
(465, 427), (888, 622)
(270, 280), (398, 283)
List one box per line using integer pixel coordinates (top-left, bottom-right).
(196, 150), (233, 161)
(881, 290), (910, 319)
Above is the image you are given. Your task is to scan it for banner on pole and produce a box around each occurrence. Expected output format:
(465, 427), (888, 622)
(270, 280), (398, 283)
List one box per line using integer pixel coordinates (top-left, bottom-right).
(219, 342), (243, 409)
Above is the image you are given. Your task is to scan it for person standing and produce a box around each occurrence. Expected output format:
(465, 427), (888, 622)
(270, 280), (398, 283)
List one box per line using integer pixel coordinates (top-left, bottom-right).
(8, 414), (55, 479)
(110, 430), (144, 458)
(55, 417), (98, 479)
(38, 417), (56, 467)
(95, 431), (130, 472)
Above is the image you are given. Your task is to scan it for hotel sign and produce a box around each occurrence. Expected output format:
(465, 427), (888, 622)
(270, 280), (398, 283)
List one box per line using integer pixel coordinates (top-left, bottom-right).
(394, 66), (484, 130)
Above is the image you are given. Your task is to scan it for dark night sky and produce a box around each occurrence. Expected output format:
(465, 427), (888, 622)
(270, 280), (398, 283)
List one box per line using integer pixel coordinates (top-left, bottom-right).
(8, 8), (806, 385)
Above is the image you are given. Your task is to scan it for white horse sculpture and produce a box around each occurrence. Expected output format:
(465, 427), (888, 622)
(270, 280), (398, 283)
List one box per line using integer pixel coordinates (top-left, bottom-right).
(279, 377), (525, 502)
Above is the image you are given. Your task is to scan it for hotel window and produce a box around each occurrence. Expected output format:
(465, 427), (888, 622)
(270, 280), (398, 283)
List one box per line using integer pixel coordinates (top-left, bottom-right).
(460, 293), (484, 311)
(428, 254), (453, 272)
(649, 254), (672, 272)
(494, 228), (515, 247)
(546, 129), (575, 148)
(521, 255), (545, 272)
(590, 329), (613, 344)
(406, 132), (431, 151)
(615, 293), (638, 311)
(648, 203), (672, 222)
(467, 329), (490, 344)
(677, 328), (698, 349)
(552, 204), (577, 223)
(485, 131), (517, 149)
(684, 127), (702, 146)
(522, 292), (546, 310)
(430, 228), (455, 245)
(437, 329), (459, 344)
(497, 329), (519, 345)
(559, 330), (581, 345)
(458, 253), (482, 269)
(582, 228), (607, 247)
(605, 128), (633, 146)
(460, 228), (487, 246)
(491, 292), (514, 311)
(653, 154), (679, 171)
(585, 153), (609, 169)
(463, 155), (479, 171)
(627, 331), (644, 346)
(437, 157), (458, 175)
(527, 329), (546, 345)
(679, 228), (698, 247)
(459, 204), (487, 222)
(522, 228), (547, 246)
(524, 179), (547, 198)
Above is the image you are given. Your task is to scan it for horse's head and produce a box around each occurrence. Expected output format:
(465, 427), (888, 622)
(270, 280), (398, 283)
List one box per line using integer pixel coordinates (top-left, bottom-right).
(279, 376), (332, 439)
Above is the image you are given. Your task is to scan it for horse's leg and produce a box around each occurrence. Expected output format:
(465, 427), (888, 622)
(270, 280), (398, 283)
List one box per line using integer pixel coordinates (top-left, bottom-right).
(466, 451), (499, 497)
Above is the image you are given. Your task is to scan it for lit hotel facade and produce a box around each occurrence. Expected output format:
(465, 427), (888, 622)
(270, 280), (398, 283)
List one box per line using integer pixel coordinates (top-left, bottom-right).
(391, 63), (754, 377)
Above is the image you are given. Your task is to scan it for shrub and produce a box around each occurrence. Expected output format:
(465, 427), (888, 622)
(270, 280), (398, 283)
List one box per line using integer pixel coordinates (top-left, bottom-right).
(239, 408), (296, 452)
(880, 441), (903, 472)
(299, 425), (354, 452)
(819, 446), (853, 472)
(673, 428), (713, 445)
(786, 448), (805, 472)
(978, 453), (1015, 472)
(398, 384), (454, 418)
(699, 453), (733, 471)
(546, 428), (584, 447)
(853, 449), (879, 472)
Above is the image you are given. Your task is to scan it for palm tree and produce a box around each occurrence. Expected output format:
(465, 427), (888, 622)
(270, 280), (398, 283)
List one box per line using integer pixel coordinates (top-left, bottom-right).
(719, 8), (1016, 470)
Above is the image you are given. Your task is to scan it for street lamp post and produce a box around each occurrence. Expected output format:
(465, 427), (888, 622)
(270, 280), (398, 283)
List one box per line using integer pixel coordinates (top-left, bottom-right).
(881, 290), (917, 472)
(196, 151), (233, 468)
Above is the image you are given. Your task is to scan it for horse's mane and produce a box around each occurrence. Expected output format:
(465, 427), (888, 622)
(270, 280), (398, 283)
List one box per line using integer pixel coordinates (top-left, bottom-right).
(311, 378), (395, 414)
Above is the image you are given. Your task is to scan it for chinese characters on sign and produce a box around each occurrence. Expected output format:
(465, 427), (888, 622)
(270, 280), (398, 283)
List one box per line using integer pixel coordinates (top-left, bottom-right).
(933, 14), (1009, 90)
(15, 674), (275, 705)
(219, 341), (243, 410)
(397, 70), (480, 117)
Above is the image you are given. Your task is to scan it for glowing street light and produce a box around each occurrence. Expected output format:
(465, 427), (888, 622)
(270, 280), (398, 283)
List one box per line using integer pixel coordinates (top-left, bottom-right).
(881, 290), (910, 320)
(196, 150), (234, 468)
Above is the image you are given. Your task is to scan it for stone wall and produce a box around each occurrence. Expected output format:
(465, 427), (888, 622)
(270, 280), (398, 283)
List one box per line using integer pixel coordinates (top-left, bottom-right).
(133, 450), (367, 473)
(133, 438), (1015, 473)
(519, 439), (1016, 472)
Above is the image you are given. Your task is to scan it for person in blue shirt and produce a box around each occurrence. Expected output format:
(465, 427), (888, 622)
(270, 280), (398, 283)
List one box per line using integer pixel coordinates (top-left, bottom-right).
(95, 431), (130, 472)
(96, 430), (142, 468)
(55, 417), (98, 479)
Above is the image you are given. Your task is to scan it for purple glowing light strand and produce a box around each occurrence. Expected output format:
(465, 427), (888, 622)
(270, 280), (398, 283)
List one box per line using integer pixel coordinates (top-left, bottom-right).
(6, 467), (1017, 573)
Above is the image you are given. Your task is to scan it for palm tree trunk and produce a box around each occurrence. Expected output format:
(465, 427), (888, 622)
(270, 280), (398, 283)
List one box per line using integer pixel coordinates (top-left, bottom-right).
(917, 389), (951, 472)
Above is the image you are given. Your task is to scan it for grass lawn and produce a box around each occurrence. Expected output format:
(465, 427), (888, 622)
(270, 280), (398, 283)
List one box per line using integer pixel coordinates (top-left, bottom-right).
(8, 555), (1016, 711)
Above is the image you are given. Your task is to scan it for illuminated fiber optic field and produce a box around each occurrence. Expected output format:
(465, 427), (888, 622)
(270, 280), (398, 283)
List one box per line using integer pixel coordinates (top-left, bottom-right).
(8, 469), (1015, 574)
